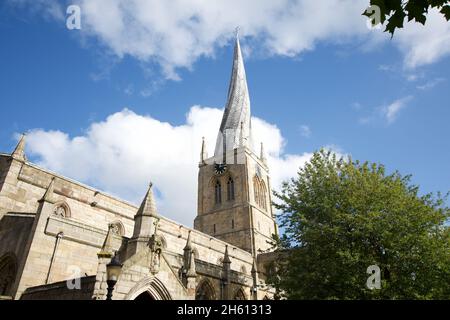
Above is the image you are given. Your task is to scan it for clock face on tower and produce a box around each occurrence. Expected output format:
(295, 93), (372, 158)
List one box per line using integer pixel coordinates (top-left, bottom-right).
(214, 163), (228, 175)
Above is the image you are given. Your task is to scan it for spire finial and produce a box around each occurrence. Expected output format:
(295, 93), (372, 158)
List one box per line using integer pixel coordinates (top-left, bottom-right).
(136, 181), (158, 218)
(251, 256), (258, 274)
(12, 133), (27, 161)
(200, 137), (208, 163)
(186, 248), (197, 278)
(99, 223), (115, 256)
(260, 142), (267, 164)
(223, 245), (231, 264)
(235, 26), (240, 39)
(184, 230), (193, 251)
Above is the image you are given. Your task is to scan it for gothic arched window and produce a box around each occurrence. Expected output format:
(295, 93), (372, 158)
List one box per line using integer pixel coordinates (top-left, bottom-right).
(196, 280), (216, 300)
(253, 176), (260, 205)
(234, 288), (247, 300)
(260, 180), (267, 210)
(227, 177), (235, 201)
(253, 176), (267, 210)
(53, 202), (71, 219)
(215, 180), (222, 204)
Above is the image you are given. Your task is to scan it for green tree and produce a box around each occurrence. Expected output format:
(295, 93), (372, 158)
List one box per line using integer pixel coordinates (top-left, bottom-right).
(364, 0), (450, 35)
(271, 150), (450, 299)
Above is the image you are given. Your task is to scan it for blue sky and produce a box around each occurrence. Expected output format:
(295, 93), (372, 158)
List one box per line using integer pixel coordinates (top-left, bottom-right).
(0, 1), (449, 225)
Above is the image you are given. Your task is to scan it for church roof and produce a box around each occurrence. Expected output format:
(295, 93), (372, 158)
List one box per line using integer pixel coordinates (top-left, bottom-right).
(214, 34), (252, 157)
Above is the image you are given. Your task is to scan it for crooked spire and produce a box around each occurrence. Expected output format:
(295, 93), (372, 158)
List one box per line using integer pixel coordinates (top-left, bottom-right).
(214, 32), (252, 157)
(12, 133), (27, 161)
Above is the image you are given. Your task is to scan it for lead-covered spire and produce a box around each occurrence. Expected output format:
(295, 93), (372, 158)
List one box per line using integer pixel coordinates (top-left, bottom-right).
(214, 32), (252, 157)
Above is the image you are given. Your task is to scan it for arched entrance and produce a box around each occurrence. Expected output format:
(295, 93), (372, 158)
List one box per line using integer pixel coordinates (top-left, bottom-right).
(233, 288), (247, 300)
(134, 291), (154, 301)
(0, 253), (17, 297)
(196, 279), (216, 300)
(125, 276), (172, 300)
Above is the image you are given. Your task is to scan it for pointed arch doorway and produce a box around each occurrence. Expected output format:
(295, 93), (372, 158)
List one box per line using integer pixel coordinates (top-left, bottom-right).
(134, 291), (155, 301)
(125, 276), (173, 301)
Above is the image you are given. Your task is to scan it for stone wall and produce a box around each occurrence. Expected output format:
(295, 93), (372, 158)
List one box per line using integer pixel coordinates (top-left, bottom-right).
(0, 154), (274, 300)
(195, 147), (278, 254)
(0, 157), (138, 298)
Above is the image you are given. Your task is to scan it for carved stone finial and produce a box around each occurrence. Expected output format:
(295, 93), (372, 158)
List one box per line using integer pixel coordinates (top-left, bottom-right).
(12, 133), (27, 162)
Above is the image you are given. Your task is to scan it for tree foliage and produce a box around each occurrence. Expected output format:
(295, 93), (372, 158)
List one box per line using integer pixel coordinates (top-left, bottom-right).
(363, 0), (450, 35)
(271, 150), (450, 299)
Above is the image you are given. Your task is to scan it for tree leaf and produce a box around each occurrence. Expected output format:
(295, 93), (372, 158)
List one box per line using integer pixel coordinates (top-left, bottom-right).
(441, 5), (450, 20)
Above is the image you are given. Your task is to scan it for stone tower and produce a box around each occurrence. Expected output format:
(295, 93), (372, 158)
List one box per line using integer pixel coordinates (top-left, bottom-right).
(194, 34), (278, 256)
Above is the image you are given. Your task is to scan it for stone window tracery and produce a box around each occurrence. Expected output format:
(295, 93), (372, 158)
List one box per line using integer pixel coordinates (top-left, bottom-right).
(215, 180), (222, 204)
(253, 176), (267, 210)
(227, 177), (235, 201)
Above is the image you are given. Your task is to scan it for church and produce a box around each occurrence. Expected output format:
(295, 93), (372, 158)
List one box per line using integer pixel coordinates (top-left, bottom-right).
(0, 35), (280, 300)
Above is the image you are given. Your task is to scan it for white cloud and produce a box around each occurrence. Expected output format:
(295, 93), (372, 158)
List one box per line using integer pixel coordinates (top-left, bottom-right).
(299, 125), (312, 138)
(8, 1), (450, 78)
(25, 106), (315, 226)
(381, 96), (413, 124)
(396, 9), (450, 69)
(357, 96), (414, 125)
(416, 77), (446, 90)
(70, 0), (373, 79)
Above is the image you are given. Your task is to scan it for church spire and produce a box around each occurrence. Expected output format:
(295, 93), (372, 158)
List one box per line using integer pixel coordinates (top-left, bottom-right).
(260, 142), (267, 165)
(214, 31), (252, 157)
(12, 133), (27, 161)
(200, 137), (208, 163)
(136, 182), (158, 218)
(131, 182), (159, 240)
(99, 224), (115, 256)
(223, 245), (231, 265)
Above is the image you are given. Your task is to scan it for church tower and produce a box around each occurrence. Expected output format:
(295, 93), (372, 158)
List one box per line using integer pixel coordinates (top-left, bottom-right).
(194, 34), (279, 255)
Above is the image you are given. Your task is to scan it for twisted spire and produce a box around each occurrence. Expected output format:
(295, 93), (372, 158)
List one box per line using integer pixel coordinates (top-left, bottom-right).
(214, 32), (252, 157)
